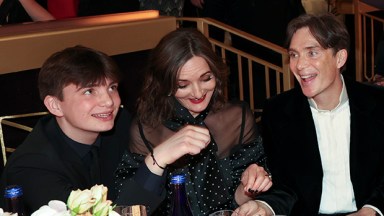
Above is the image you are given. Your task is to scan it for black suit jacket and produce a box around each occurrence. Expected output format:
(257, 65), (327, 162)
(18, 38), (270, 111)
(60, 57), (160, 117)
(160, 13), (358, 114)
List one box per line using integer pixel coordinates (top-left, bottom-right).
(262, 79), (384, 215)
(0, 108), (131, 214)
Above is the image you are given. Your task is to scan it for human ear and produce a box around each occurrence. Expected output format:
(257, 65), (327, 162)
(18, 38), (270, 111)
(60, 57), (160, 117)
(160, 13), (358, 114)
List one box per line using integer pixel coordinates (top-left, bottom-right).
(336, 49), (348, 68)
(44, 95), (63, 117)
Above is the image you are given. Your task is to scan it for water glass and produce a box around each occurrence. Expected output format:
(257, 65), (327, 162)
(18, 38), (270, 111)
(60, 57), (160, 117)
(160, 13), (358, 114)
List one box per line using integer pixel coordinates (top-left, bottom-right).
(114, 205), (147, 216)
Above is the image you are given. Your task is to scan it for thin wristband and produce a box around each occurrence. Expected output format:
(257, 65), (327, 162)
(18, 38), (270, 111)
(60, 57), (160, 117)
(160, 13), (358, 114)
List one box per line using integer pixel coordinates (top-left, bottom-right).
(150, 152), (166, 169)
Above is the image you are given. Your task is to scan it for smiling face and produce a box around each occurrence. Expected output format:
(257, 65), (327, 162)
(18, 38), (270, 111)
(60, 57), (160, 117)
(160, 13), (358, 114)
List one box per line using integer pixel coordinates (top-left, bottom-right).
(288, 27), (347, 109)
(46, 78), (121, 144)
(174, 56), (216, 117)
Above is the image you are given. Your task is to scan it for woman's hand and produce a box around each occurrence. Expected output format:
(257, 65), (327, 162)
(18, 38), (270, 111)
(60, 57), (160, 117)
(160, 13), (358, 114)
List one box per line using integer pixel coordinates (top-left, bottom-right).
(233, 200), (273, 216)
(235, 164), (272, 205)
(145, 125), (210, 175)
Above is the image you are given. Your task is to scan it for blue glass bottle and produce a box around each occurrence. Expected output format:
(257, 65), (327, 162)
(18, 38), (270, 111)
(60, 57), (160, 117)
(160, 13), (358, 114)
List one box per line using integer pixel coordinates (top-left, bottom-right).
(4, 185), (26, 216)
(170, 174), (193, 216)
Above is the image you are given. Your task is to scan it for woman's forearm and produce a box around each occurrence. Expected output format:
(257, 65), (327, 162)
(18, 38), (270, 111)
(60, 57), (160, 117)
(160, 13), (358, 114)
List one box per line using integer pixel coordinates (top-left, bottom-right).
(19, 0), (55, 21)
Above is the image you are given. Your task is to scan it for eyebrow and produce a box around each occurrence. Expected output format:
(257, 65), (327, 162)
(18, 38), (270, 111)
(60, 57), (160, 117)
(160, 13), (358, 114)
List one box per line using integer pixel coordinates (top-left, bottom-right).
(288, 45), (322, 52)
(178, 71), (212, 82)
(77, 80), (118, 90)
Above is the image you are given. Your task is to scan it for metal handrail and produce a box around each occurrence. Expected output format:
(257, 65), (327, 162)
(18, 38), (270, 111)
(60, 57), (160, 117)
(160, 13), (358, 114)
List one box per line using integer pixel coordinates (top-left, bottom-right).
(354, 0), (384, 82)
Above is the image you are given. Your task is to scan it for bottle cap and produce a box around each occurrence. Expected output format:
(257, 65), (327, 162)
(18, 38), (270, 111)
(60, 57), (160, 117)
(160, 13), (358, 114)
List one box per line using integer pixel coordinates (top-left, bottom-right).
(4, 185), (23, 199)
(171, 174), (186, 184)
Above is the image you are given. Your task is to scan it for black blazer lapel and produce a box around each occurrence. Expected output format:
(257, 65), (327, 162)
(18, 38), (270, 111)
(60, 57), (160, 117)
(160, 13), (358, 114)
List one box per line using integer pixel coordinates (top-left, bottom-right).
(283, 89), (324, 212)
(345, 80), (383, 208)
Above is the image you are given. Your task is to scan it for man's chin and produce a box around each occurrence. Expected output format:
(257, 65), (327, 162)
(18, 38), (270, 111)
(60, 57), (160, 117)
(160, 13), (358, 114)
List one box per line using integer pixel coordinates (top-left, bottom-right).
(96, 125), (115, 132)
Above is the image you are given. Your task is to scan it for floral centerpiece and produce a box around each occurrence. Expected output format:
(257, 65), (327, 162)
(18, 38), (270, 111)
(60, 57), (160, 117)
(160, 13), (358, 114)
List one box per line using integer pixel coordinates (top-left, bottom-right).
(31, 185), (120, 216)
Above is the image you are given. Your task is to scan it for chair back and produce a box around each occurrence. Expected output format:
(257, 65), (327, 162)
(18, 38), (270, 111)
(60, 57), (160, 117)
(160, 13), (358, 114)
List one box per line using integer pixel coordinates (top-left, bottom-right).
(0, 112), (48, 166)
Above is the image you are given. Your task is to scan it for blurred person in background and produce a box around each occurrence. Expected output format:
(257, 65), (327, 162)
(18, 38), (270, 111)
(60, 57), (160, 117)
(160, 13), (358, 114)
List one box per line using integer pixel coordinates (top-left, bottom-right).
(139, 0), (184, 17)
(0, 0), (139, 25)
(0, 0), (54, 25)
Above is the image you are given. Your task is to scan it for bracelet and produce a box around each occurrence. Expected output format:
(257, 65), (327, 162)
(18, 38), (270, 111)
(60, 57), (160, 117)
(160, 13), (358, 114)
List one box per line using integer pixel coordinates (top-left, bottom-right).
(150, 152), (166, 169)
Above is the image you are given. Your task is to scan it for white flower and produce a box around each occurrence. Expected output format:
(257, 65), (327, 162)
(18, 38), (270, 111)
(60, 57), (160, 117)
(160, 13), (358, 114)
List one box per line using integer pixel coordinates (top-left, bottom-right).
(92, 200), (112, 216)
(31, 200), (70, 216)
(90, 185), (108, 204)
(0, 208), (17, 216)
(67, 189), (95, 214)
(31, 185), (121, 216)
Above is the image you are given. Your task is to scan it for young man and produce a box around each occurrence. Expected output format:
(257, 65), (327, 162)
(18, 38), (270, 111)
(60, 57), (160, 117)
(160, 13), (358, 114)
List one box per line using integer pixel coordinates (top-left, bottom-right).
(0, 46), (131, 214)
(262, 14), (384, 215)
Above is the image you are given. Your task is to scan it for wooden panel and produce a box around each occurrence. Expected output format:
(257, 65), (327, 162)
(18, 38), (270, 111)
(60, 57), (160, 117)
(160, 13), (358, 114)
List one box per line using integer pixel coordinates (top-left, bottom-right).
(0, 11), (176, 75)
(336, 0), (354, 14)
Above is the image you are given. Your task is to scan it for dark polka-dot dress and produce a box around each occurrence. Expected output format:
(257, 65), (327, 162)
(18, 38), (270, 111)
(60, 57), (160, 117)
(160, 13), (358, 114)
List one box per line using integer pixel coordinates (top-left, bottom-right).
(115, 101), (267, 215)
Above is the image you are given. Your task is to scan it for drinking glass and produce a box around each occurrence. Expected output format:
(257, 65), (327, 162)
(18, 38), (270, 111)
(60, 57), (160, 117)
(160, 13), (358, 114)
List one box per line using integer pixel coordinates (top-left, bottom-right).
(208, 210), (235, 216)
(114, 205), (147, 216)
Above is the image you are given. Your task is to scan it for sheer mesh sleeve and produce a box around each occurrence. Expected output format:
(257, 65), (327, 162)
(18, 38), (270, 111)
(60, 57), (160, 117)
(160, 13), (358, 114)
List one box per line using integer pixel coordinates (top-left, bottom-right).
(229, 135), (267, 183)
(209, 101), (268, 208)
(229, 101), (268, 179)
(115, 117), (150, 193)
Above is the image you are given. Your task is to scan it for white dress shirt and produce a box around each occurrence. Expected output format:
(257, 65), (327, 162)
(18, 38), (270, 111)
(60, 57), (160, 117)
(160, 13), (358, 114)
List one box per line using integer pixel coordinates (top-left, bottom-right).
(309, 75), (382, 215)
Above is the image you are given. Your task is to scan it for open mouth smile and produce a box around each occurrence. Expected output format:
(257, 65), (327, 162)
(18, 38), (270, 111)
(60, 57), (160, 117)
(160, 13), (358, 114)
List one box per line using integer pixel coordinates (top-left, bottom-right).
(189, 94), (206, 104)
(91, 111), (113, 120)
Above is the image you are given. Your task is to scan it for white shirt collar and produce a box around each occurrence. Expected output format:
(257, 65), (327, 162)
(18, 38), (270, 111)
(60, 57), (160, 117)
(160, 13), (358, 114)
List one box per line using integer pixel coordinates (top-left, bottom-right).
(308, 74), (348, 112)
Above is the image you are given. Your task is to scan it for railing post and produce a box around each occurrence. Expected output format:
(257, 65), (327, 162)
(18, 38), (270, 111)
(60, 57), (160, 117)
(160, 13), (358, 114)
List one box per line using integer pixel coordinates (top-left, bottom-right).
(0, 117), (6, 166)
(194, 18), (210, 38)
(282, 54), (294, 91)
(354, 0), (363, 82)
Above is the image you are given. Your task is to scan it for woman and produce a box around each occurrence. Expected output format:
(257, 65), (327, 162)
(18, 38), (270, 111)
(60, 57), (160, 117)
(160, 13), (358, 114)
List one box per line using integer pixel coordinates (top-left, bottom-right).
(139, 0), (184, 17)
(115, 28), (274, 215)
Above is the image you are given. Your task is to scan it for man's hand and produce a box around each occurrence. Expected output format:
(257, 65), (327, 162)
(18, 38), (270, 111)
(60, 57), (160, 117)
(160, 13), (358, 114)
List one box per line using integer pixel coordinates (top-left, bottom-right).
(347, 207), (379, 216)
(234, 200), (273, 216)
